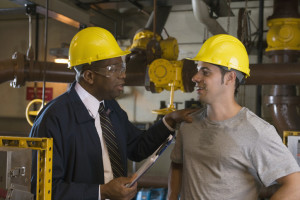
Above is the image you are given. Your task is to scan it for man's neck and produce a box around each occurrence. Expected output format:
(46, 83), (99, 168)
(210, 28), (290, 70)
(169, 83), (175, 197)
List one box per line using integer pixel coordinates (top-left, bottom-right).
(206, 100), (242, 122)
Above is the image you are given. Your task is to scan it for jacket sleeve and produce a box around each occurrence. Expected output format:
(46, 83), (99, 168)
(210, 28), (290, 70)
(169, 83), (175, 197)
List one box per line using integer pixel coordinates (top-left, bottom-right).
(126, 119), (174, 162)
(109, 100), (174, 162)
(30, 109), (99, 200)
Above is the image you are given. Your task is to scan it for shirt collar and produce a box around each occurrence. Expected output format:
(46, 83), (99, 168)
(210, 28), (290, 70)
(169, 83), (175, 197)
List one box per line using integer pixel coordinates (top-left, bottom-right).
(75, 82), (104, 119)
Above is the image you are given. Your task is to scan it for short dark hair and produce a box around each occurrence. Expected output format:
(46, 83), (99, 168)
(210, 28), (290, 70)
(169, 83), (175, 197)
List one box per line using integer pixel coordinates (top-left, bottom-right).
(217, 65), (244, 96)
(74, 60), (106, 81)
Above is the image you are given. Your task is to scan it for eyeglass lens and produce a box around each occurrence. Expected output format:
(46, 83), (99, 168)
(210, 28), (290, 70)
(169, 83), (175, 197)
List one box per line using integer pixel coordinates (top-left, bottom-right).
(94, 62), (126, 77)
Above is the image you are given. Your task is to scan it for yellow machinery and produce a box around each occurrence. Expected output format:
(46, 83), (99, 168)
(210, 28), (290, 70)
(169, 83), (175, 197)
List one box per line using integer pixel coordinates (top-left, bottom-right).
(148, 59), (186, 113)
(266, 18), (300, 52)
(127, 29), (197, 115)
(0, 137), (53, 200)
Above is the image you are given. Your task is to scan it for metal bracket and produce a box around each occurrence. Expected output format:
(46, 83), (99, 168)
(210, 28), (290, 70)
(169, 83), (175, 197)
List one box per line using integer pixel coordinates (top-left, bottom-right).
(9, 167), (26, 178)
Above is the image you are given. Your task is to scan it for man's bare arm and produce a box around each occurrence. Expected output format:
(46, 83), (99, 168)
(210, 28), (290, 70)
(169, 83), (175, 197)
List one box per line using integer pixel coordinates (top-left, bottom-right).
(270, 172), (300, 200)
(167, 162), (183, 200)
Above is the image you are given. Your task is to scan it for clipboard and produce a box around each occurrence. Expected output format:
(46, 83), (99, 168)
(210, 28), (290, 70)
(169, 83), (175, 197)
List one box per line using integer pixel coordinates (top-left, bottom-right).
(126, 134), (174, 188)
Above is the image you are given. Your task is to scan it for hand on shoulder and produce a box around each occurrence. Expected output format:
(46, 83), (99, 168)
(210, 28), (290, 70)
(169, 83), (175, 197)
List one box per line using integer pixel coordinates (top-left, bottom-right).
(164, 108), (200, 128)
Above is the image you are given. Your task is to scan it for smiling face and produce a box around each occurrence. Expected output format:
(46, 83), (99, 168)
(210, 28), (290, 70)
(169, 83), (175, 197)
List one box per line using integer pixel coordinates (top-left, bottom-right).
(191, 61), (228, 104)
(79, 56), (126, 101)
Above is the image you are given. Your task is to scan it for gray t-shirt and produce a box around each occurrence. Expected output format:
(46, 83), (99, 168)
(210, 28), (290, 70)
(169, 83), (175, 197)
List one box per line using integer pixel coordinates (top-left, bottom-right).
(171, 107), (300, 200)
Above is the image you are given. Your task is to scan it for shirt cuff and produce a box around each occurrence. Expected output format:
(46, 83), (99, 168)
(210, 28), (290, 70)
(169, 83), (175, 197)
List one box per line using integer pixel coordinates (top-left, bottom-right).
(163, 116), (175, 132)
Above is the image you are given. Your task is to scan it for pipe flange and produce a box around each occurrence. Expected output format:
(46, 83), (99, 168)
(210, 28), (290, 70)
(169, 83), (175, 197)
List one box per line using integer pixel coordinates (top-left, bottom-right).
(10, 52), (26, 88)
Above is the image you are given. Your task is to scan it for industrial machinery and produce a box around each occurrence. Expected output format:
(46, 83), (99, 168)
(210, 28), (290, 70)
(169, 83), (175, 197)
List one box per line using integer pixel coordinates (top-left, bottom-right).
(0, 137), (53, 200)
(126, 29), (197, 114)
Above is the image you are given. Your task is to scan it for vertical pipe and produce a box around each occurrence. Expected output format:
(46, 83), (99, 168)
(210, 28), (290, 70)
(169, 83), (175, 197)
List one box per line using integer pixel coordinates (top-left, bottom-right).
(42, 0), (49, 105)
(144, 6), (171, 35)
(153, 0), (156, 37)
(34, 13), (40, 106)
(35, 14), (39, 61)
(265, 0), (300, 136)
(256, 0), (264, 117)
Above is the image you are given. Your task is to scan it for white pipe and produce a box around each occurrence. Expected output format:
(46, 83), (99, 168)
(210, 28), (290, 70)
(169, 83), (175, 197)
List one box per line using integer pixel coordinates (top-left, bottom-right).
(191, 0), (227, 35)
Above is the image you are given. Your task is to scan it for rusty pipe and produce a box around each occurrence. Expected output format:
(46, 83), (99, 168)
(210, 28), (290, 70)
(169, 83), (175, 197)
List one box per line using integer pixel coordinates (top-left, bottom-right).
(0, 59), (16, 83)
(26, 62), (74, 82)
(246, 63), (300, 85)
(2, 54), (300, 86)
(268, 0), (300, 20)
(0, 52), (74, 87)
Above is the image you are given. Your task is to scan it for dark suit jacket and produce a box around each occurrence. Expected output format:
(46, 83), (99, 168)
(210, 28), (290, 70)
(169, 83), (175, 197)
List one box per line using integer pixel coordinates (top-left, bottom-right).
(30, 82), (173, 200)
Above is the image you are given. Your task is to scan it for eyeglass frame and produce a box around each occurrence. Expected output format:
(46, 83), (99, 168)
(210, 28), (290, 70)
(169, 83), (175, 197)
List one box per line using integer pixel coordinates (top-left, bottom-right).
(92, 62), (126, 78)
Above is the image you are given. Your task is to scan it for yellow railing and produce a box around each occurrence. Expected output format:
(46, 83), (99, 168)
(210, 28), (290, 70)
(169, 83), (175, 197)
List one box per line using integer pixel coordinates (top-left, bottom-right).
(0, 136), (53, 200)
(283, 131), (300, 146)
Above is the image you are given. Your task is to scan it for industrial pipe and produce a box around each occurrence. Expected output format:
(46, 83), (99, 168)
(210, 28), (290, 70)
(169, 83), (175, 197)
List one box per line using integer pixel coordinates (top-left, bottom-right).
(191, 0), (227, 35)
(0, 52), (74, 87)
(246, 63), (300, 85)
(2, 54), (300, 86)
(264, 0), (300, 136)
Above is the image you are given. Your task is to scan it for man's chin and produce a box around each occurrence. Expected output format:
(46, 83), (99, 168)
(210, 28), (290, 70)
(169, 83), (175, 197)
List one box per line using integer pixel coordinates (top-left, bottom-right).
(113, 91), (124, 99)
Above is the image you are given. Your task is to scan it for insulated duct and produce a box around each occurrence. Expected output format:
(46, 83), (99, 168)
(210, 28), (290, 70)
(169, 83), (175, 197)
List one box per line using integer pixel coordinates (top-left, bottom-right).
(191, 0), (227, 35)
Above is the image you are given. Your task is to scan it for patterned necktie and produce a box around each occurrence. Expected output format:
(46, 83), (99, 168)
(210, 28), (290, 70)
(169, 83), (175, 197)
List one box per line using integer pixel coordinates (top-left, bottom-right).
(98, 103), (124, 178)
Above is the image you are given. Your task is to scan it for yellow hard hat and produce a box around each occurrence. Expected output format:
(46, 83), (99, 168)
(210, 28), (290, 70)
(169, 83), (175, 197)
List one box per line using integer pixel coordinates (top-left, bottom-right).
(68, 27), (131, 68)
(190, 34), (250, 77)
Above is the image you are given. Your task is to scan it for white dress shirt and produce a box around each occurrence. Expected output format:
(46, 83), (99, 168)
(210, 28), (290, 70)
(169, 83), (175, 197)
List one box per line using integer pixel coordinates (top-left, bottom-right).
(75, 82), (113, 200)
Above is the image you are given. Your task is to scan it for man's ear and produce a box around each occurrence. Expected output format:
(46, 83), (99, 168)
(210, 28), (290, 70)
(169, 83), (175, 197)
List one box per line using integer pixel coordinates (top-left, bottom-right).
(225, 71), (236, 85)
(82, 70), (95, 85)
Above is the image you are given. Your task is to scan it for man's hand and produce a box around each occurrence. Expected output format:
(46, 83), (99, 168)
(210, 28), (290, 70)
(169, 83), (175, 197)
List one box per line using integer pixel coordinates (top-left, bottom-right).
(101, 177), (137, 200)
(164, 108), (199, 129)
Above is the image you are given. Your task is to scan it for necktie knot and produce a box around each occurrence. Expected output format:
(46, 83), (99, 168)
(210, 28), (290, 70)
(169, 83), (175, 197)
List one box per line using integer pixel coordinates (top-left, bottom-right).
(99, 103), (105, 114)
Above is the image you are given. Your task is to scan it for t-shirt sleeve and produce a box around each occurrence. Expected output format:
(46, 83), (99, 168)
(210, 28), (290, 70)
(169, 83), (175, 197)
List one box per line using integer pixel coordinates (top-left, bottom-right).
(170, 129), (184, 164)
(251, 125), (300, 187)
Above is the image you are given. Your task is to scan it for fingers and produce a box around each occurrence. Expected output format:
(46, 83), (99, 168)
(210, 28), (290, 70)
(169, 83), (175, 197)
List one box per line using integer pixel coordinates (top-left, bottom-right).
(102, 177), (138, 200)
(123, 179), (137, 200)
(164, 107), (199, 127)
(183, 108), (200, 123)
(173, 108), (199, 123)
(126, 182), (137, 199)
(184, 107), (200, 115)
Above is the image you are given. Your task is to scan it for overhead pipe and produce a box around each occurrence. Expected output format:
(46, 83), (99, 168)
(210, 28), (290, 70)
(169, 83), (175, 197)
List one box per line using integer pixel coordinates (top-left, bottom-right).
(246, 63), (300, 85)
(0, 53), (74, 88)
(2, 53), (300, 87)
(191, 0), (227, 35)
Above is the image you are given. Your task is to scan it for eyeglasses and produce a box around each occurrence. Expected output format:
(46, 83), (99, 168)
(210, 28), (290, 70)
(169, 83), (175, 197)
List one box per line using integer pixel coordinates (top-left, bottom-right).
(93, 62), (126, 78)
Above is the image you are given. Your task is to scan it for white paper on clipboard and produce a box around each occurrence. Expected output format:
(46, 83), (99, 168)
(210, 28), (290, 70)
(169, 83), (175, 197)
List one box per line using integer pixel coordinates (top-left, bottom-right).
(126, 134), (174, 188)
